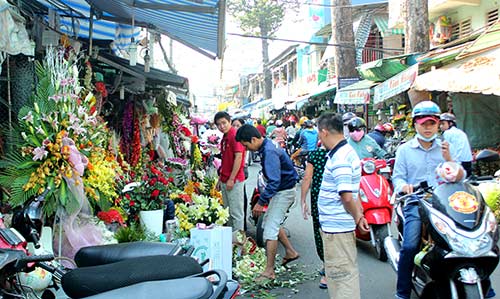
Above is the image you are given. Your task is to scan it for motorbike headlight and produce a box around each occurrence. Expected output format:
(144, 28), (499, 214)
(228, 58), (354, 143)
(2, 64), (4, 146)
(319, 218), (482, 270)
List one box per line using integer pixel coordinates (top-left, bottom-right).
(430, 213), (493, 257)
(363, 161), (376, 174)
(359, 189), (368, 203)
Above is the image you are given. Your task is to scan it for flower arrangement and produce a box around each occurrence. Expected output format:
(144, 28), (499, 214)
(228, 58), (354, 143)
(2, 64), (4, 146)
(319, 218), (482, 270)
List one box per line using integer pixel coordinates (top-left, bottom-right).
(175, 193), (229, 236)
(120, 161), (174, 215)
(84, 148), (122, 211)
(171, 175), (227, 237)
(0, 47), (113, 216)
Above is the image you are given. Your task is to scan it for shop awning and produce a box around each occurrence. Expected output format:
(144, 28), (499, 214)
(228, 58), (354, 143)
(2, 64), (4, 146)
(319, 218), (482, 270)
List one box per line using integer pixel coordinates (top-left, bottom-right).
(32, 0), (225, 59)
(285, 94), (309, 110)
(412, 46), (500, 96)
(95, 52), (188, 89)
(373, 64), (418, 104)
(309, 84), (337, 98)
(334, 80), (378, 104)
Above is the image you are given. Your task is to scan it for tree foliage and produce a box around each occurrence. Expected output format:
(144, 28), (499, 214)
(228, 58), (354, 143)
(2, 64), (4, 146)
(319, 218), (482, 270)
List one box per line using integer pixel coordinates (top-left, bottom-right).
(227, 0), (290, 37)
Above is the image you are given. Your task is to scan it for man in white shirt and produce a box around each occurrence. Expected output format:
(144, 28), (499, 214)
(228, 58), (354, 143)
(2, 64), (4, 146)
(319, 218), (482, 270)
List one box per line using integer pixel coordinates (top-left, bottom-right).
(316, 112), (369, 299)
(439, 112), (473, 176)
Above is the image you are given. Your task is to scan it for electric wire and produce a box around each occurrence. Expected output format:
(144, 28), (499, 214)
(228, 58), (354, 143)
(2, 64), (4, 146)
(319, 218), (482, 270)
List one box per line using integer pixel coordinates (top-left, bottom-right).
(227, 32), (405, 54)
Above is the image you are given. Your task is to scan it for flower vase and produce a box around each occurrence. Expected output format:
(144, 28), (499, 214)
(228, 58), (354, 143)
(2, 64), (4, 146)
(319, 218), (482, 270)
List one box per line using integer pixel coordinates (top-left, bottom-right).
(139, 209), (164, 235)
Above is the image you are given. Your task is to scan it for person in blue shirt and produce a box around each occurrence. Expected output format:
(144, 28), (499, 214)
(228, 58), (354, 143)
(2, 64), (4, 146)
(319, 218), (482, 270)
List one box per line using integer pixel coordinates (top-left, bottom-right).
(346, 117), (387, 159)
(392, 101), (466, 299)
(439, 112), (474, 176)
(235, 124), (300, 282)
(298, 120), (318, 152)
(368, 123), (387, 149)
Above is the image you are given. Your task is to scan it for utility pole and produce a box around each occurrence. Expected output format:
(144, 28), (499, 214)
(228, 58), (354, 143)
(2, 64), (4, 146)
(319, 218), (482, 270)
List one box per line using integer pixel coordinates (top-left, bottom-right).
(331, 0), (357, 84)
(405, 0), (429, 53)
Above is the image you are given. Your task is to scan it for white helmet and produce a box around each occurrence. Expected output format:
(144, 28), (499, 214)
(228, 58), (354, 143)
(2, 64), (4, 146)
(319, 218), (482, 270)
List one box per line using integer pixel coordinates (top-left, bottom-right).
(276, 120), (283, 127)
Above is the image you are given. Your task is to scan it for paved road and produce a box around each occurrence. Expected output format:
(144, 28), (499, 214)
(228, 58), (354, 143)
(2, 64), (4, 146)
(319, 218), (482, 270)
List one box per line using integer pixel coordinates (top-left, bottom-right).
(242, 163), (500, 298)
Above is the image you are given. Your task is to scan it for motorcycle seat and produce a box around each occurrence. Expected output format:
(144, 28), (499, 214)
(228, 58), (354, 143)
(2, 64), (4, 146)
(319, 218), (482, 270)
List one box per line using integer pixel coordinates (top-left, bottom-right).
(74, 241), (182, 267)
(81, 278), (213, 299)
(62, 255), (203, 298)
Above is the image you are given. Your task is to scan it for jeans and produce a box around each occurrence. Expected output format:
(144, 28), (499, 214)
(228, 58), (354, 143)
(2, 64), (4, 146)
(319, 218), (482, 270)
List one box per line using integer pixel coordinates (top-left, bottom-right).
(396, 203), (422, 299)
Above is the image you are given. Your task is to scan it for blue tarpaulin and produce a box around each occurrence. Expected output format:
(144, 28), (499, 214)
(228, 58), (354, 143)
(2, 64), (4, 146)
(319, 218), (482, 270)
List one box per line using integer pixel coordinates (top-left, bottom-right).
(34, 0), (225, 59)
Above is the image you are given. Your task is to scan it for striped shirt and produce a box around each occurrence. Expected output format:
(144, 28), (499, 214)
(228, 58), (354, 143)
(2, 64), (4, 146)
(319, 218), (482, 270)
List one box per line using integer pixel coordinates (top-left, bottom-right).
(318, 140), (361, 233)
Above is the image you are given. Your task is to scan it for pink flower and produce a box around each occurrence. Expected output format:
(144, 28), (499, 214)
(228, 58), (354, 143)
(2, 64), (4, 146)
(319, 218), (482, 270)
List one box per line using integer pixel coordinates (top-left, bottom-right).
(32, 147), (48, 161)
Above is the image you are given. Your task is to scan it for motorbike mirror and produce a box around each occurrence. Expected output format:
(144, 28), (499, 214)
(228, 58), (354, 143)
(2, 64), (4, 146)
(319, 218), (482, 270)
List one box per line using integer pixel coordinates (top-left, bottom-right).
(475, 149), (500, 163)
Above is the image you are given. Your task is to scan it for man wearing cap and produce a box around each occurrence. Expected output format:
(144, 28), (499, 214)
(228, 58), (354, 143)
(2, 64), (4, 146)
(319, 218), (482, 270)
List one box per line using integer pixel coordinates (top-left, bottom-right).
(392, 101), (465, 299)
(439, 112), (473, 176)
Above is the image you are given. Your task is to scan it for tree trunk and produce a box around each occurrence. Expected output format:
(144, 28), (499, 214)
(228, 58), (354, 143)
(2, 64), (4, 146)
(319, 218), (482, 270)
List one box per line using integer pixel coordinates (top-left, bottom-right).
(331, 0), (357, 84)
(405, 0), (429, 53)
(260, 21), (273, 100)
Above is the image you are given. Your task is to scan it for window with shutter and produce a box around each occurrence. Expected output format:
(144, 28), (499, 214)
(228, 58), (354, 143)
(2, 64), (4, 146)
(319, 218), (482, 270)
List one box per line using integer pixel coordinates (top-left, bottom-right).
(486, 9), (499, 27)
(451, 18), (472, 40)
(460, 19), (472, 37)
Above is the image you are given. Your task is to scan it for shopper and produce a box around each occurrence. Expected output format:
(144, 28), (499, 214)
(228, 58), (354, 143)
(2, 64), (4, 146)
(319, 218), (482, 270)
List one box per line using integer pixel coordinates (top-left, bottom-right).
(439, 112), (473, 176)
(235, 124), (300, 282)
(300, 146), (329, 289)
(214, 112), (246, 232)
(316, 112), (369, 299)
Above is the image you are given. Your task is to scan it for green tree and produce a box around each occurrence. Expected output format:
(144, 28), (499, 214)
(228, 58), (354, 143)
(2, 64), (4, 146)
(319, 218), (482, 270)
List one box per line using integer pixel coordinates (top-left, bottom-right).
(227, 0), (298, 100)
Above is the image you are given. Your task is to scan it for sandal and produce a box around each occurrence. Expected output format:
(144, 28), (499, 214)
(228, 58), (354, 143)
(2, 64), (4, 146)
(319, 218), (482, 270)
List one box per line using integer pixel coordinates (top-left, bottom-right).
(281, 255), (300, 267)
(319, 276), (328, 289)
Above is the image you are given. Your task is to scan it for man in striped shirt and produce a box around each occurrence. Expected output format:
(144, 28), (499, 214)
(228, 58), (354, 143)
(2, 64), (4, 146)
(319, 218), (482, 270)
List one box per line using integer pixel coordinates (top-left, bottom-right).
(316, 113), (369, 299)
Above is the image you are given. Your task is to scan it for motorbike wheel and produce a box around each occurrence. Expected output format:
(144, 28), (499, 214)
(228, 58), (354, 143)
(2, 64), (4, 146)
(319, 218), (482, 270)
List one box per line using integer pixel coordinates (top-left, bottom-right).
(256, 215), (265, 248)
(373, 224), (389, 261)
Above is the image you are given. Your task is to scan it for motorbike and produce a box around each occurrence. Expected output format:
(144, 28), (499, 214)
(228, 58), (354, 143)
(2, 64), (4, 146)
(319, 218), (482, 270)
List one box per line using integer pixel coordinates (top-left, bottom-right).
(1, 187), (240, 299)
(355, 158), (393, 261)
(384, 176), (499, 299)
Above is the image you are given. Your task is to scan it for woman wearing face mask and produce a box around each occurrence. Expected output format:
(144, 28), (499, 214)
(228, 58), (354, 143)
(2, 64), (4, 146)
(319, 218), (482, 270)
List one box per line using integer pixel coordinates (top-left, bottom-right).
(347, 117), (387, 159)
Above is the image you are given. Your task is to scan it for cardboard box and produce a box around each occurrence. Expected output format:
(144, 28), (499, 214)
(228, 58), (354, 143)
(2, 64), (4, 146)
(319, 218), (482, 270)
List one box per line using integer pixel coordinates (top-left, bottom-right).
(190, 226), (232, 279)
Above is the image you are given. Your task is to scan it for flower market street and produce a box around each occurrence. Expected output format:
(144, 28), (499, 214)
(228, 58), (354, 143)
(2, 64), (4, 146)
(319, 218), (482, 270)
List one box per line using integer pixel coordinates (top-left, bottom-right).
(243, 163), (500, 299)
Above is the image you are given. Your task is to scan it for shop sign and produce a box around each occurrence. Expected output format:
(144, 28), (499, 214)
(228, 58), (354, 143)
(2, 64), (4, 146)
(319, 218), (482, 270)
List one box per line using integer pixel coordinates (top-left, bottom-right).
(334, 89), (370, 105)
(338, 77), (360, 89)
(373, 64), (418, 104)
(306, 73), (317, 83)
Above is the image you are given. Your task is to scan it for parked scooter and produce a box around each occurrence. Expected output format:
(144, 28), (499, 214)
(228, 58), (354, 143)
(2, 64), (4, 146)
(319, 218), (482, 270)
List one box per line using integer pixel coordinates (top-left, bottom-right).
(355, 158), (393, 261)
(384, 177), (499, 299)
(3, 186), (239, 299)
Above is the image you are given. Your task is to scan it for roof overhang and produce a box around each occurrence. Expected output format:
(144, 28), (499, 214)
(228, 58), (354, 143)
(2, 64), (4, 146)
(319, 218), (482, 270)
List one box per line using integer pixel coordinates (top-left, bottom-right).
(28, 0), (225, 59)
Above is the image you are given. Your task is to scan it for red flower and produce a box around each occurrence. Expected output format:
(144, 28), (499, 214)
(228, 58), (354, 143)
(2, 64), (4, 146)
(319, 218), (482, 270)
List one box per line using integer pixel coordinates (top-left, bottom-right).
(97, 210), (124, 225)
(89, 106), (96, 115)
(149, 178), (157, 186)
(129, 200), (135, 206)
(168, 177), (174, 183)
(166, 167), (172, 173)
(151, 189), (160, 197)
(191, 136), (199, 143)
(180, 126), (192, 137)
(159, 177), (168, 185)
(125, 194), (131, 199)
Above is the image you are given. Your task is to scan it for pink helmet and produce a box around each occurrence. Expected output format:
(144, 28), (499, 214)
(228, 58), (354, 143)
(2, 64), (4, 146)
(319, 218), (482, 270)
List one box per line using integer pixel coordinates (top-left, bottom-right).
(374, 124), (385, 132)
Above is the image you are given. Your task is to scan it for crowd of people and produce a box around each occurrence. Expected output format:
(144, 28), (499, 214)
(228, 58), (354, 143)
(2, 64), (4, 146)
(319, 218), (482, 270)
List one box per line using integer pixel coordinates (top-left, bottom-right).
(209, 101), (492, 299)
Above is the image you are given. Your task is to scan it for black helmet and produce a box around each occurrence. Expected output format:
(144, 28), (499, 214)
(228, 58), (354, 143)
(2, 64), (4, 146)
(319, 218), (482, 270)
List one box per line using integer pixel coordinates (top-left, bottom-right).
(342, 112), (356, 124)
(440, 112), (456, 122)
(347, 117), (366, 132)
